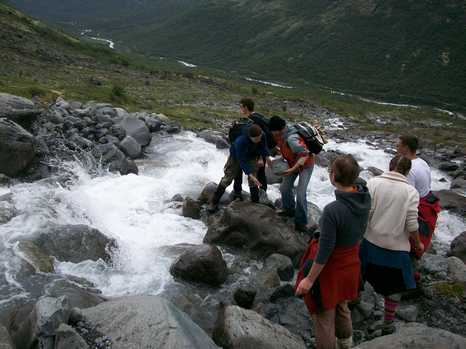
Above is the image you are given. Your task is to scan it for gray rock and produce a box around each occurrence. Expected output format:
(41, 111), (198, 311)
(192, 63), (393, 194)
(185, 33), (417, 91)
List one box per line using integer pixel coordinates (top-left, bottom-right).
(234, 286), (257, 309)
(119, 135), (142, 159)
(170, 244), (227, 286)
(434, 190), (466, 215)
(45, 279), (105, 310)
(198, 130), (229, 149)
(198, 182), (231, 205)
(118, 116), (151, 146)
(172, 194), (184, 202)
(54, 324), (89, 349)
(367, 166), (383, 176)
(0, 326), (14, 349)
(451, 176), (466, 195)
(439, 162), (459, 172)
(0, 93), (40, 123)
(35, 296), (71, 336)
(214, 305), (307, 349)
(110, 124), (126, 140)
(143, 116), (163, 132)
(81, 296), (219, 349)
(182, 197), (201, 219)
(205, 201), (307, 263)
(396, 304), (419, 322)
(449, 231), (466, 264)
(17, 224), (116, 265)
(355, 322), (466, 349)
(446, 256), (466, 283)
(269, 284), (295, 302)
(94, 143), (138, 175)
(264, 254), (294, 281)
(0, 119), (36, 177)
(351, 300), (374, 323)
(16, 240), (55, 273)
(265, 157), (288, 184)
(422, 253), (448, 277)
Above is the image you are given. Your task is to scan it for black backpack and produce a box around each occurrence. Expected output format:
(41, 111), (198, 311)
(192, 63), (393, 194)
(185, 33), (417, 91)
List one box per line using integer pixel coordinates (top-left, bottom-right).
(294, 122), (327, 155)
(228, 120), (249, 143)
(249, 112), (276, 149)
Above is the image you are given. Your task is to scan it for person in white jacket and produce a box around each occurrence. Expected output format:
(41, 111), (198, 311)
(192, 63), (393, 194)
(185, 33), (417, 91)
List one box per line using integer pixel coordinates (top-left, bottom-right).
(360, 155), (424, 335)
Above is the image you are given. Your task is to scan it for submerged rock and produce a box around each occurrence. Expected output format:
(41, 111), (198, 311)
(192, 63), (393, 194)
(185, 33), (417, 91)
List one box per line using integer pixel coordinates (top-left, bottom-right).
(0, 119), (36, 177)
(17, 224), (116, 267)
(170, 244), (227, 286)
(355, 322), (466, 348)
(213, 305), (307, 349)
(81, 296), (219, 349)
(205, 201), (307, 263)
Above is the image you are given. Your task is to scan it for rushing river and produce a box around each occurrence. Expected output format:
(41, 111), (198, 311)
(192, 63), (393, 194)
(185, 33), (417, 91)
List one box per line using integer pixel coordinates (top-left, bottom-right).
(0, 132), (464, 309)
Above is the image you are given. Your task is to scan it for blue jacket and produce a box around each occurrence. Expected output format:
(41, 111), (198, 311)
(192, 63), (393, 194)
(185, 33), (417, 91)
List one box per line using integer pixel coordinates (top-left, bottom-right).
(230, 134), (269, 175)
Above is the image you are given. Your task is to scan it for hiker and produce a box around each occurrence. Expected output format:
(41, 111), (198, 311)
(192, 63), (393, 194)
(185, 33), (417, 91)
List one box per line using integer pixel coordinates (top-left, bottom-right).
(295, 155), (370, 349)
(360, 155), (424, 335)
(397, 135), (440, 260)
(229, 98), (275, 199)
(209, 124), (271, 212)
(268, 116), (315, 232)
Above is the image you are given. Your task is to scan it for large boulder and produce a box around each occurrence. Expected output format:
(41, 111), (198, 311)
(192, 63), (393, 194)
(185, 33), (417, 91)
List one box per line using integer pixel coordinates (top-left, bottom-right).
(44, 278), (105, 310)
(198, 182), (231, 205)
(81, 296), (219, 349)
(449, 231), (466, 264)
(0, 119), (36, 177)
(54, 324), (89, 349)
(17, 224), (116, 269)
(10, 296), (71, 349)
(213, 305), (307, 349)
(170, 244), (227, 286)
(197, 130), (229, 149)
(434, 190), (466, 215)
(182, 197), (202, 219)
(119, 135), (142, 159)
(264, 254), (294, 282)
(0, 93), (41, 125)
(355, 322), (466, 349)
(118, 116), (151, 146)
(205, 201), (307, 262)
(0, 326), (14, 349)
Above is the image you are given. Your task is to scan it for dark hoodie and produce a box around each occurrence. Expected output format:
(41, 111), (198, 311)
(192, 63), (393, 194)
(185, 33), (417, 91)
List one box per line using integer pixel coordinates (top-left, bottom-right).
(315, 184), (371, 264)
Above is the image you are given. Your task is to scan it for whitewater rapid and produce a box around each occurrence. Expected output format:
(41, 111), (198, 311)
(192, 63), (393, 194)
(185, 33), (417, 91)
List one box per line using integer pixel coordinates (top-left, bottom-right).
(0, 132), (464, 306)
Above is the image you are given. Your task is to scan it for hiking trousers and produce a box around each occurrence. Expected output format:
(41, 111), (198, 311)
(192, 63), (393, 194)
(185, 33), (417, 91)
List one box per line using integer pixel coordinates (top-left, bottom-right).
(234, 160), (267, 193)
(311, 301), (353, 349)
(219, 155), (259, 190)
(280, 165), (313, 225)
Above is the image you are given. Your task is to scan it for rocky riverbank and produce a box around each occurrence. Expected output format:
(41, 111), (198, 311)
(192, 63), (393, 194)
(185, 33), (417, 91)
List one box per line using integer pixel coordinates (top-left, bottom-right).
(0, 93), (465, 348)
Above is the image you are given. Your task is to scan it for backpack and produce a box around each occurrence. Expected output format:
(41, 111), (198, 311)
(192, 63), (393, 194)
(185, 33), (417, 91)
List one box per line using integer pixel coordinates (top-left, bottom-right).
(249, 112), (276, 149)
(294, 121), (327, 155)
(228, 120), (249, 143)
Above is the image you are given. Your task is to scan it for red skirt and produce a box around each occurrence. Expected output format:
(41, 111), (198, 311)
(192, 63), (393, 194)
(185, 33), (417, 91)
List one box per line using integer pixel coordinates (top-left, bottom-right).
(295, 239), (361, 314)
(410, 192), (441, 259)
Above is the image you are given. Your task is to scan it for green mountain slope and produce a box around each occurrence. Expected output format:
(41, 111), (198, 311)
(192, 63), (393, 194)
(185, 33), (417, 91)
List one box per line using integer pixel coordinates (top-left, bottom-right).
(8, 0), (466, 111)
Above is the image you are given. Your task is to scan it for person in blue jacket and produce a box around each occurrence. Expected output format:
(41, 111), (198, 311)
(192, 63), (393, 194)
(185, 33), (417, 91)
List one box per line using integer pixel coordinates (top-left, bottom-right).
(209, 124), (271, 213)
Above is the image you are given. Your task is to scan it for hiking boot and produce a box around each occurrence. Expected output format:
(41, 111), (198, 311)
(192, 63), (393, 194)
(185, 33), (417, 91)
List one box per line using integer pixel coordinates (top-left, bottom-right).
(277, 209), (295, 218)
(295, 224), (309, 233)
(250, 186), (260, 204)
(208, 184), (226, 214)
(207, 203), (219, 214)
(232, 192), (244, 201)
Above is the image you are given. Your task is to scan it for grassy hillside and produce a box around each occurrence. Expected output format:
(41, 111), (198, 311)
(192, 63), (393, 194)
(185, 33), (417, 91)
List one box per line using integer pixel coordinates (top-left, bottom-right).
(1, 1), (465, 148)
(9, 0), (466, 111)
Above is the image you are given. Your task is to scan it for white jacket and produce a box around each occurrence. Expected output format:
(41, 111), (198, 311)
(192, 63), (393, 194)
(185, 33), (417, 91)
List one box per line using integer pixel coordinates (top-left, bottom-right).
(365, 172), (420, 252)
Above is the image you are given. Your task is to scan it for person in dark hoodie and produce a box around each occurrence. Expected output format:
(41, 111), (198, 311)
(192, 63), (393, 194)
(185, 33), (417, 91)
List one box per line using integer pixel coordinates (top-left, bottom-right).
(209, 124), (271, 213)
(295, 155), (371, 349)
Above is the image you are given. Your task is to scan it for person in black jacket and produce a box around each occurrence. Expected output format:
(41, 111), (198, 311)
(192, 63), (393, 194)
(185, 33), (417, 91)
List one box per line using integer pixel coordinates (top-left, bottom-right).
(230, 98), (275, 199)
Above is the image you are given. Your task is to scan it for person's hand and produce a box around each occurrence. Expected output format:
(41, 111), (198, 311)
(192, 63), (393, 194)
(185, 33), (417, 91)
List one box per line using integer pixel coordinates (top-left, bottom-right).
(296, 277), (314, 296)
(282, 167), (296, 177)
(249, 175), (261, 187)
(415, 241), (425, 254)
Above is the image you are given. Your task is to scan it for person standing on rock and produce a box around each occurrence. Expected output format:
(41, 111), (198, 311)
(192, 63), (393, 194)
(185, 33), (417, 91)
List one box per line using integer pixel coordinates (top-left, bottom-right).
(360, 155), (424, 335)
(397, 135), (440, 263)
(295, 155), (371, 349)
(209, 124), (271, 213)
(229, 98), (275, 199)
(269, 116), (315, 232)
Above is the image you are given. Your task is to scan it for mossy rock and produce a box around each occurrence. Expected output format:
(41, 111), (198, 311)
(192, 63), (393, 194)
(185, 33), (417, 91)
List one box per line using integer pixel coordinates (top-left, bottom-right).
(432, 281), (465, 299)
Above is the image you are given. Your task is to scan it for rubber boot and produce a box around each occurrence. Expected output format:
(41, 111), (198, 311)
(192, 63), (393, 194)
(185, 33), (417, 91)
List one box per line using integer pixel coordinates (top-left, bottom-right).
(336, 336), (353, 349)
(208, 185), (226, 213)
(250, 186), (260, 203)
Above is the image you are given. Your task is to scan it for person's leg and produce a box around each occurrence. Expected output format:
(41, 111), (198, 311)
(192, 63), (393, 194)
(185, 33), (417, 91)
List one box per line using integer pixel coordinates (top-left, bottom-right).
(312, 308), (337, 349)
(383, 293), (401, 335)
(247, 160), (260, 203)
(295, 165), (314, 227)
(257, 160), (267, 192)
(335, 301), (353, 349)
(209, 156), (237, 212)
(233, 170), (244, 199)
(279, 171), (298, 214)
